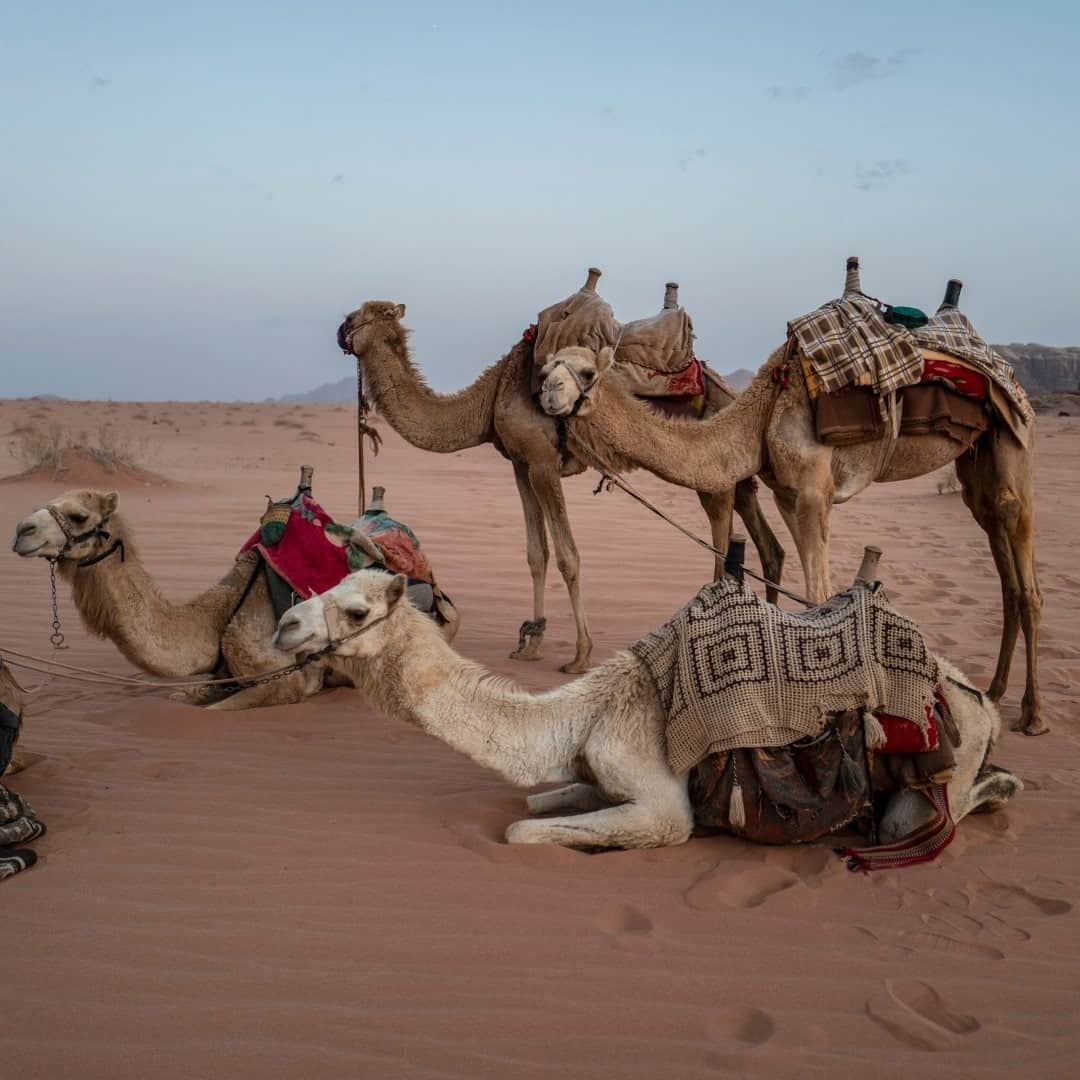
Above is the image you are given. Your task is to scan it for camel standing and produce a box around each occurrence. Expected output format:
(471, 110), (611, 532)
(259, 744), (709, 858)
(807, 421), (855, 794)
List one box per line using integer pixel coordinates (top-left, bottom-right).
(10, 489), (457, 710)
(538, 340), (1044, 735)
(336, 298), (784, 673)
(274, 570), (1019, 850)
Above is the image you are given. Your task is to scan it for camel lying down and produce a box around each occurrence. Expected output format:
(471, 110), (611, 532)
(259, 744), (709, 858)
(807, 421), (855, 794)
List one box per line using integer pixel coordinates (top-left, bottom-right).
(275, 570), (1020, 852)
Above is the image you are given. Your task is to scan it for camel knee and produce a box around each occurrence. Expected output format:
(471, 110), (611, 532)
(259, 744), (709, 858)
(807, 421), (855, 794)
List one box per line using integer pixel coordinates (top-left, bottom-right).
(555, 553), (580, 584)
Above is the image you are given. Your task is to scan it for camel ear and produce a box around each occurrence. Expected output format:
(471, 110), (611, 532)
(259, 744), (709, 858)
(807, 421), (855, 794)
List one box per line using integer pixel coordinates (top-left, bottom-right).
(100, 491), (119, 517)
(392, 303), (406, 320)
(385, 573), (407, 608)
(596, 347), (616, 374)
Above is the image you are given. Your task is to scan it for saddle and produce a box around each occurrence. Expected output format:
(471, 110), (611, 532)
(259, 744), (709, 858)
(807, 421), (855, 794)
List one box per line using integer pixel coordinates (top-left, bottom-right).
(688, 698), (958, 848)
(530, 270), (706, 405)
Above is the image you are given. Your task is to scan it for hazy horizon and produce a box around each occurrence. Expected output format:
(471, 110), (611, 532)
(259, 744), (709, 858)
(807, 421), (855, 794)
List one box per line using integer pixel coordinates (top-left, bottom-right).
(3, 2), (1079, 401)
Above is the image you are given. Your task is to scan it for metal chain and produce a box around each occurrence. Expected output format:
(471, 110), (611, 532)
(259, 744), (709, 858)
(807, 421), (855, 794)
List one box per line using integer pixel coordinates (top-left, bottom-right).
(48, 560), (66, 649)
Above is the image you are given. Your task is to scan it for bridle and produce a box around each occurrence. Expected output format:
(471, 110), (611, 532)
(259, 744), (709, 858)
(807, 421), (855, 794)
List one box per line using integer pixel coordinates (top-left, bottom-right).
(44, 504), (125, 568)
(339, 314), (381, 355)
(545, 359), (600, 465)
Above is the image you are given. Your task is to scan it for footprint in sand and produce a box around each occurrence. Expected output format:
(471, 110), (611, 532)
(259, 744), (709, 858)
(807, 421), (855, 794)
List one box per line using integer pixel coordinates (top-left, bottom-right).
(900, 929), (1005, 961)
(975, 880), (1073, 917)
(705, 1006), (775, 1048)
(592, 902), (657, 953)
(866, 979), (980, 1051)
(684, 862), (800, 911)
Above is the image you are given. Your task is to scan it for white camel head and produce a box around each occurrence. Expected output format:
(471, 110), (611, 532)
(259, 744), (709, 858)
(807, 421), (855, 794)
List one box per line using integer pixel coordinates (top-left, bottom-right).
(337, 300), (407, 357)
(11, 489), (120, 563)
(538, 345), (615, 418)
(274, 570), (408, 660)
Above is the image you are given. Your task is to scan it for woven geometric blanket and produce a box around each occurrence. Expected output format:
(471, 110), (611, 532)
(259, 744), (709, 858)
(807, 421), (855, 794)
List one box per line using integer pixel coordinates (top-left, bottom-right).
(789, 295), (1033, 429)
(630, 578), (938, 776)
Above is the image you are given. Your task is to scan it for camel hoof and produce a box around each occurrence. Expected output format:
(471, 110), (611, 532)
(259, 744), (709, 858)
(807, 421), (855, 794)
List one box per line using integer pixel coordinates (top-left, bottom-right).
(559, 659), (592, 675)
(509, 646), (543, 662)
(987, 679), (1007, 703)
(1013, 716), (1049, 736)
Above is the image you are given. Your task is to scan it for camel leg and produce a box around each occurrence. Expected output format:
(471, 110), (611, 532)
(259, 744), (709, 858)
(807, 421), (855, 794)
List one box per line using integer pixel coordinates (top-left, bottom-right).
(526, 783), (609, 815)
(207, 577), (315, 711)
(774, 488), (832, 604)
(530, 465), (592, 674)
(696, 489), (734, 581)
(957, 438), (1044, 734)
(506, 799), (693, 850)
(733, 478), (785, 604)
(508, 460), (549, 663)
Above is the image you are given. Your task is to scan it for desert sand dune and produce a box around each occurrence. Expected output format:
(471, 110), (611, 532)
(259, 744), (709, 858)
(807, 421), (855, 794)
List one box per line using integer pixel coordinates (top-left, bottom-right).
(0, 398), (1077, 1078)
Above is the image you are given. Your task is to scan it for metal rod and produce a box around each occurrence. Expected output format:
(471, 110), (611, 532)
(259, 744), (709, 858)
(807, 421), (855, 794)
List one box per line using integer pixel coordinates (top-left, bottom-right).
(356, 360), (366, 517)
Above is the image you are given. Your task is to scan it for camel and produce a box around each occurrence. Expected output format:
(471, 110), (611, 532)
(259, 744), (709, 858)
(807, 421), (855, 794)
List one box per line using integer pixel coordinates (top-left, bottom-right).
(274, 569), (1020, 850)
(336, 286), (785, 675)
(9, 489), (459, 710)
(539, 334), (1044, 735)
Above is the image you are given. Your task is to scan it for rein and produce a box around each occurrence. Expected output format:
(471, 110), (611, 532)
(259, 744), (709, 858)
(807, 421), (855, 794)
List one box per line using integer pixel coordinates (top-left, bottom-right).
(0, 606), (396, 694)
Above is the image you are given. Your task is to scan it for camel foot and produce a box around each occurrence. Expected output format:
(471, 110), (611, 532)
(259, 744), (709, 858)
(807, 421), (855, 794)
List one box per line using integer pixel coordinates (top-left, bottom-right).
(1011, 715), (1049, 736)
(509, 643), (544, 662)
(986, 678), (1007, 703)
(510, 619), (546, 663)
(559, 657), (592, 675)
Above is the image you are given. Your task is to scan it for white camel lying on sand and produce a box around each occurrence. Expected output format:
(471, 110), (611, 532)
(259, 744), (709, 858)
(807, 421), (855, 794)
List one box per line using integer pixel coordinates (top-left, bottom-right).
(274, 570), (1020, 851)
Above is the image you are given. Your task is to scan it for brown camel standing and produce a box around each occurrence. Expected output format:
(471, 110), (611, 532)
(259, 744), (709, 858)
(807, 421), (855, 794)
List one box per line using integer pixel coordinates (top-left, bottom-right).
(539, 339), (1044, 735)
(336, 296), (785, 673)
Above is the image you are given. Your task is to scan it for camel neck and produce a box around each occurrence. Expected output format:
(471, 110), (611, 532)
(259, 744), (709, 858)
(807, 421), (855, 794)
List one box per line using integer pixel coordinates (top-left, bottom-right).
(341, 613), (590, 787)
(357, 328), (508, 452)
(572, 346), (787, 494)
(61, 537), (256, 676)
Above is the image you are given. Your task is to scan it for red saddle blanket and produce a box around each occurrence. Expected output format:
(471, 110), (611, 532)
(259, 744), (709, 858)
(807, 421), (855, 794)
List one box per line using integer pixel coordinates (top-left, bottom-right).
(240, 496), (348, 599)
(239, 496), (437, 600)
(921, 354), (987, 400)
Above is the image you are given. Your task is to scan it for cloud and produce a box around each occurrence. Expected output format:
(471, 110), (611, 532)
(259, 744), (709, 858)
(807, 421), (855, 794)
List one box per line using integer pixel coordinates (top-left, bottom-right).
(831, 49), (917, 91)
(767, 49), (917, 101)
(766, 84), (812, 101)
(854, 158), (911, 191)
(677, 147), (707, 173)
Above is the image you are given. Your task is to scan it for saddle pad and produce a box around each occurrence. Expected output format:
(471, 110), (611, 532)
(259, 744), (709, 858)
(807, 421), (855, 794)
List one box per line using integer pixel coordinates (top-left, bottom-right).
(632, 577), (938, 776)
(921, 351), (987, 399)
(616, 356), (706, 399)
(240, 495), (348, 599)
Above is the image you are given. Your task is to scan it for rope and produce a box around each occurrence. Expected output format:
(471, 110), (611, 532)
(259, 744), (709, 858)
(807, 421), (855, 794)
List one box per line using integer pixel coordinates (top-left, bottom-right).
(0, 608), (395, 694)
(564, 428), (814, 608)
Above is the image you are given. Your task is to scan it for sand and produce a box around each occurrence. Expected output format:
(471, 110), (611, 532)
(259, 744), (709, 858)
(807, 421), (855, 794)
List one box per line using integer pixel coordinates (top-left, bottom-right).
(0, 396), (1078, 1078)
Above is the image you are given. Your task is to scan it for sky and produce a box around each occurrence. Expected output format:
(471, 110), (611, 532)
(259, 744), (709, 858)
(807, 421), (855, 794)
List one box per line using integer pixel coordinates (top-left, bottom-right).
(2, 1), (1078, 400)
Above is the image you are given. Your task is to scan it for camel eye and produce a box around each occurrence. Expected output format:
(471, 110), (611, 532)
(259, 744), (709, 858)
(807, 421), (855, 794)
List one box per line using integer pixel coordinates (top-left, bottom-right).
(582, 369), (595, 381)
(345, 606), (370, 622)
(69, 512), (88, 525)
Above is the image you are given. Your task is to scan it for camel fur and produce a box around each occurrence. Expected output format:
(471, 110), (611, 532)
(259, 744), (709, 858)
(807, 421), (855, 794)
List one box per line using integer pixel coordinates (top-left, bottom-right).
(10, 489), (457, 711)
(539, 342), (1045, 736)
(336, 289), (785, 675)
(274, 570), (1020, 851)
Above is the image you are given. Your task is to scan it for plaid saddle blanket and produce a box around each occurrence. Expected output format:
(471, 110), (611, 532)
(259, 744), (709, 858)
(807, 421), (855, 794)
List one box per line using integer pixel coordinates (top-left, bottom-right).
(630, 577), (938, 776)
(788, 295), (1033, 429)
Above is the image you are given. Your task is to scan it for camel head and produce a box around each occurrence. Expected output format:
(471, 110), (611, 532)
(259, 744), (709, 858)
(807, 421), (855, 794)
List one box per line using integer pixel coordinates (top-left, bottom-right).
(337, 301), (406, 356)
(11, 489), (120, 563)
(274, 570), (408, 660)
(538, 346), (615, 418)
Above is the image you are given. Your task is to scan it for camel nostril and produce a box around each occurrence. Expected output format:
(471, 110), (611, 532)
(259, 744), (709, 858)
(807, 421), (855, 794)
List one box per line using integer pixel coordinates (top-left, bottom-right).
(15, 522), (35, 538)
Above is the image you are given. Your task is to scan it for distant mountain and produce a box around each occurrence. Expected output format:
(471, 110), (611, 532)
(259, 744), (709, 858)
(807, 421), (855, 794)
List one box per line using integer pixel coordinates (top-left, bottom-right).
(722, 368), (755, 392)
(272, 376), (356, 405)
(274, 345), (1080, 405)
(994, 344), (1080, 395)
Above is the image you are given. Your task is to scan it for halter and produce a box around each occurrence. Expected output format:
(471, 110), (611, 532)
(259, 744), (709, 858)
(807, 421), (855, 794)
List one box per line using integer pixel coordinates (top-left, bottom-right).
(44, 504), (124, 568)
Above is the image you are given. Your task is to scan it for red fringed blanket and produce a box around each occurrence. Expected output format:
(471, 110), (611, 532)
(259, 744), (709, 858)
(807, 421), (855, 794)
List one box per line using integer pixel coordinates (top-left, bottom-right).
(240, 495), (348, 599)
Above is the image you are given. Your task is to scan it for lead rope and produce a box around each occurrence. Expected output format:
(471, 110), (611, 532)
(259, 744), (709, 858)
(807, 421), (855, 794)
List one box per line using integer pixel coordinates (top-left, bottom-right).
(48, 560), (66, 650)
(564, 427), (814, 608)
